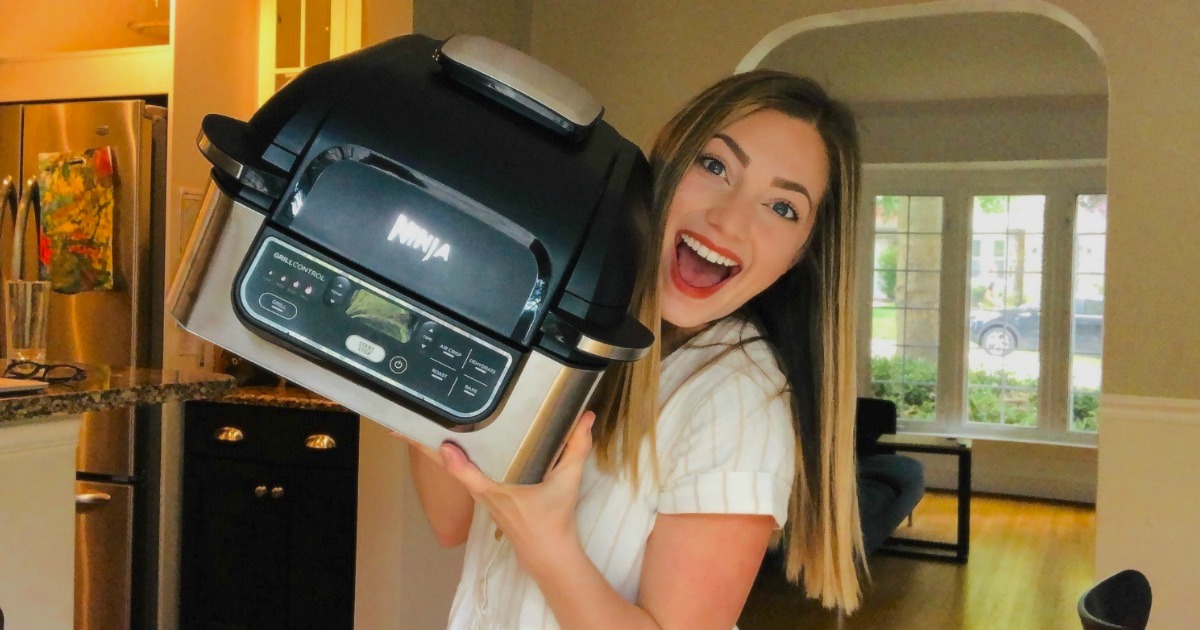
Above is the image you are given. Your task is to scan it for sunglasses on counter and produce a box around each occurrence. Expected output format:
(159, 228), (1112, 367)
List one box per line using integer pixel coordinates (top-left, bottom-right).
(4, 361), (87, 384)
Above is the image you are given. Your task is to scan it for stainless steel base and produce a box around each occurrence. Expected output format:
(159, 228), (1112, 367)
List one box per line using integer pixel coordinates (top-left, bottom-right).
(169, 183), (601, 483)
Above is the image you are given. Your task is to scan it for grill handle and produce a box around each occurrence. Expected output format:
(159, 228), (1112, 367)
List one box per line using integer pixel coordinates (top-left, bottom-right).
(542, 310), (654, 363)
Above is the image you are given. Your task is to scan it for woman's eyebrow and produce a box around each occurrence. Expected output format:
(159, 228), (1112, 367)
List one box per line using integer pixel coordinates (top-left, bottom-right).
(713, 133), (750, 167)
(772, 177), (813, 210)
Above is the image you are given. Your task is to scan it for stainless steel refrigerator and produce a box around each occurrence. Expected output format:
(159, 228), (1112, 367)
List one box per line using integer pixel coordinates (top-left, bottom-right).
(0, 99), (167, 629)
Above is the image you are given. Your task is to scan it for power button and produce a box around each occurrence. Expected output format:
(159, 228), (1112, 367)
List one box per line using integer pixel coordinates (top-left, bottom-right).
(388, 356), (409, 374)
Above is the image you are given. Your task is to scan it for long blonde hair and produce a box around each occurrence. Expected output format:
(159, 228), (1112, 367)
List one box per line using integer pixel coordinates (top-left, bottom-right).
(591, 70), (864, 611)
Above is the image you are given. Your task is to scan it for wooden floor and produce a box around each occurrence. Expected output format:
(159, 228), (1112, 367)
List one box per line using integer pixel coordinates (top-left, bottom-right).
(739, 492), (1096, 629)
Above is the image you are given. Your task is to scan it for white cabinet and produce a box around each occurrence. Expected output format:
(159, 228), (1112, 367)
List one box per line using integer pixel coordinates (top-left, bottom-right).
(0, 416), (82, 630)
(259, 0), (364, 104)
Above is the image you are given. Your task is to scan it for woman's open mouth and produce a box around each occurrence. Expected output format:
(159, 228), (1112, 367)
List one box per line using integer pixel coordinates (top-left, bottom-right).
(670, 230), (743, 299)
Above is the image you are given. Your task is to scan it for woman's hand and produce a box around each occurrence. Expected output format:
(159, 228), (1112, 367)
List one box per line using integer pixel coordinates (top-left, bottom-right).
(438, 411), (595, 576)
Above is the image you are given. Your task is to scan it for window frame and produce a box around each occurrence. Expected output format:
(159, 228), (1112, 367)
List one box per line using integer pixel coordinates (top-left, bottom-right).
(857, 160), (1106, 446)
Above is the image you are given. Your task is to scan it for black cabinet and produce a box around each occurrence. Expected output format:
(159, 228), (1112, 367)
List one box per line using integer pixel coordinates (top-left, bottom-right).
(181, 402), (359, 630)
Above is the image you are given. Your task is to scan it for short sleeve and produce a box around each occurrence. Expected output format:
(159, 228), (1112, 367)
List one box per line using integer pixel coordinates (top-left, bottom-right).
(656, 366), (796, 529)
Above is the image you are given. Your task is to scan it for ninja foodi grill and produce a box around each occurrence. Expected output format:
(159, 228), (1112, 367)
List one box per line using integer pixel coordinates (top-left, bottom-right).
(169, 34), (653, 483)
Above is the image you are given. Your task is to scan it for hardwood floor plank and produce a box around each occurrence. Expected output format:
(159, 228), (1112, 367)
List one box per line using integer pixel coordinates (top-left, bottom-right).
(740, 492), (1096, 629)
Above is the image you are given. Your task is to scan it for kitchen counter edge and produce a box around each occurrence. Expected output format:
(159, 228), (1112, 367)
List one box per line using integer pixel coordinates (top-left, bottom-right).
(0, 366), (236, 424)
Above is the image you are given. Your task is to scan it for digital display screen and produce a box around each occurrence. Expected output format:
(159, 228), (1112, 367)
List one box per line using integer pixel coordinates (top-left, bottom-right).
(345, 289), (416, 344)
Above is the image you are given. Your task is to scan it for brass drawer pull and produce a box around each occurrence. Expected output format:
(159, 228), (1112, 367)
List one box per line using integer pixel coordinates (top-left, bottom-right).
(214, 426), (244, 442)
(270, 486), (285, 499)
(75, 492), (112, 506)
(254, 485), (268, 498)
(305, 434), (337, 450)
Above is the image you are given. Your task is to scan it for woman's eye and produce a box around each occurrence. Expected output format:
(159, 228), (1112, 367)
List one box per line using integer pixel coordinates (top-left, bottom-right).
(697, 155), (726, 178)
(769, 200), (798, 221)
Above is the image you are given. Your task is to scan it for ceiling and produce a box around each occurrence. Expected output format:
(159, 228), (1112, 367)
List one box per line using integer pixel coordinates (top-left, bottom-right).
(0, 0), (170, 59)
(759, 12), (1106, 104)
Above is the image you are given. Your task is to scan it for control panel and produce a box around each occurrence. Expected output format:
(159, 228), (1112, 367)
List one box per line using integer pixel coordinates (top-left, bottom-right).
(237, 235), (515, 423)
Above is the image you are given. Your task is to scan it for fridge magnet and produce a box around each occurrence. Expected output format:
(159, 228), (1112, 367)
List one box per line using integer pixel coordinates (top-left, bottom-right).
(36, 146), (116, 294)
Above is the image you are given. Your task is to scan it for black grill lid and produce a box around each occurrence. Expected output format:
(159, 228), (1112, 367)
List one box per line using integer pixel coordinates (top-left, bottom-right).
(201, 34), (651, 359)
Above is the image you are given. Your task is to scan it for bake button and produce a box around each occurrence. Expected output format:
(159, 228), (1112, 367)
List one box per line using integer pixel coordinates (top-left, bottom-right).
(388, 355), (409, 374)
(345, 334), (386, 363)
(448, 378), (490, 412)
(258, 292), (298, 319)
(324, 276), (353, 307)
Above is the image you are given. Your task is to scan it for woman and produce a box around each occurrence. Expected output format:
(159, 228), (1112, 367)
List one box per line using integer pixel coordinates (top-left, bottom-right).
(407, 70), (864, 628)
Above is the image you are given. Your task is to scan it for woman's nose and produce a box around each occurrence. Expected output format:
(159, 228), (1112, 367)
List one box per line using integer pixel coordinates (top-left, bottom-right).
(704, 191), (754, 238)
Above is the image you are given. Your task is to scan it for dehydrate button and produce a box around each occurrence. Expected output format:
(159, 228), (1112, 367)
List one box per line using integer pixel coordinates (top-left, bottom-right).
(464, 349), (507, 387)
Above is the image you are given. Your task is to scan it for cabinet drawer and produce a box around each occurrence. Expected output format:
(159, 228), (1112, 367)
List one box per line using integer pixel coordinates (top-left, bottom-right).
(185, 402), (360, 469)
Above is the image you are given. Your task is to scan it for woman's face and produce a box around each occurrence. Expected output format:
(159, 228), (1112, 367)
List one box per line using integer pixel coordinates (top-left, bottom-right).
(659, 109), (830, 329)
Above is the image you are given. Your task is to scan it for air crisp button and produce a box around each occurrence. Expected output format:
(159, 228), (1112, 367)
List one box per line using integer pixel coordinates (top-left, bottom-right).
(346, 335), (386, 363)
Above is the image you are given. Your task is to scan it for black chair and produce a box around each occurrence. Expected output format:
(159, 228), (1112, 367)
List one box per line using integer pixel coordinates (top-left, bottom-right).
(1078, 569), (1152, 630)
(855, 397), (925, 555)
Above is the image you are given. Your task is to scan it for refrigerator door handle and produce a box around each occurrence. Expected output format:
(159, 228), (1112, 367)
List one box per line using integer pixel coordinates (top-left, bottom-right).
(75, 492), (113, 506)
(1, 175), (16, 222)
(11, 177), (39, 280)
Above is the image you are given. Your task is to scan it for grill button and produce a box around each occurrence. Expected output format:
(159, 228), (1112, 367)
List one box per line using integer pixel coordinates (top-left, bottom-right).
(258, 293), (298, 319)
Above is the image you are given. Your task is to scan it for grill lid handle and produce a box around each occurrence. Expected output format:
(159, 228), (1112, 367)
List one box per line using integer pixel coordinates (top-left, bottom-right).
(197, 114), (288, 199)
(543, 310), (653, 363)
(436, 34), (603, 138)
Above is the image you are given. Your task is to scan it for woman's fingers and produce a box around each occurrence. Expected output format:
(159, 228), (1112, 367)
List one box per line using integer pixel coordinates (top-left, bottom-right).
(544, 411), (595, 485)
(439, 441), (497, 495)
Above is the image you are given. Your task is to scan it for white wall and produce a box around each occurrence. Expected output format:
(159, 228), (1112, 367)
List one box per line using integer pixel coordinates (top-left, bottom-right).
(356, 420), (466, 629)
(157, 2), (260, 628)
(918, 440), (1097, 503)
(413, 0), (534, 52)
(856, 94), (1107, 163)
(1097, 396), (1200, 627)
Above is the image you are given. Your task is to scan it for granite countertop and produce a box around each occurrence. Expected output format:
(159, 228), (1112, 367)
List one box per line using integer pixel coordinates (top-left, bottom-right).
(218, 384), (350, 412)
(0, 365), (236, 423)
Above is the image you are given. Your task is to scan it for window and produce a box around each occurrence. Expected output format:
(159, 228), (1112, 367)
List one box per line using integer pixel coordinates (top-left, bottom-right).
(1070, 194), (1106, 432)
(966, 195), (1044, 427)
(869, 196), (943, 420)
(859, 162), (1105, 445)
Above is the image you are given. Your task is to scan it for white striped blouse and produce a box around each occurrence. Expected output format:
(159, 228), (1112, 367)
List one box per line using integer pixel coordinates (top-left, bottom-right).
(446, 317), (797, 629)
